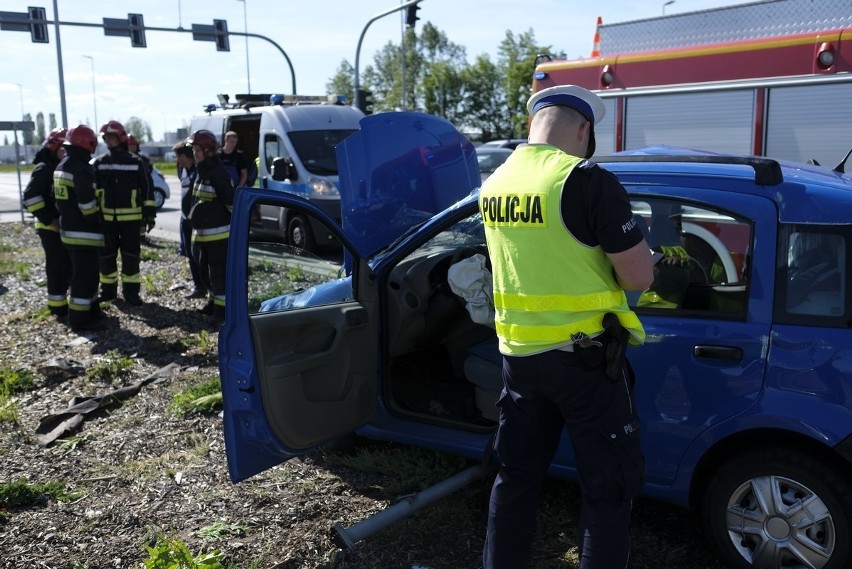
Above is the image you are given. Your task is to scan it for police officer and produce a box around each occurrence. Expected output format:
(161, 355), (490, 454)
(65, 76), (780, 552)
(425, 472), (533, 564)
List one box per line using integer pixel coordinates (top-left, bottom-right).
(187, 129), (235, 318)
(54, 125), (106, 331)
(23, 127), (72, 318)
(92, 121), (156, 306)
(479, 85), (655, 569)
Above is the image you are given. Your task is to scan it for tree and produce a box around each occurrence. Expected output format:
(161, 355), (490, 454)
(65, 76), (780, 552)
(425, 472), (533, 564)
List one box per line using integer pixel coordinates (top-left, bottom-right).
(49, 113), (57, 131)
(324, 22), (552, 141)
(36, 112), (46, 144)
(22, 113), (34, 145)
(124, 116), (153, 143)
(326, 59), (355, 106)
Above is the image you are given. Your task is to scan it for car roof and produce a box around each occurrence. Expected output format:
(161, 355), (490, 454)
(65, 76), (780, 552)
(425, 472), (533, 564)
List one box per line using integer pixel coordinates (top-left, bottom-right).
(601, 146), (852, 225)
(476, 146), (513, 155)
(481, 139), (526, 149)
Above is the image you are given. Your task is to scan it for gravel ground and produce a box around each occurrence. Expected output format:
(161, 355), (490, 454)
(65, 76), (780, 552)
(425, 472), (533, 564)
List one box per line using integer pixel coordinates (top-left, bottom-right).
(0, 221), (727, 569)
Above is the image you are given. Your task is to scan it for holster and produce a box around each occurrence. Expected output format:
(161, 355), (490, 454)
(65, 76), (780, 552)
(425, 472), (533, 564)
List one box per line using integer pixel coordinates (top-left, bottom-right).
(602, 312), (629, 382)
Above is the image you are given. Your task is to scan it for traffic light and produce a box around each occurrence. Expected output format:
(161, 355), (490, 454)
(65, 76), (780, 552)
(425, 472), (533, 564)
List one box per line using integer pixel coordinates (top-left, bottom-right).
(28, 6), (47, 43)
(214, 19), (229, 52)
(356, 89), (374, 115)
(405, 3), (421, 28)
(129, 13), (146, 48)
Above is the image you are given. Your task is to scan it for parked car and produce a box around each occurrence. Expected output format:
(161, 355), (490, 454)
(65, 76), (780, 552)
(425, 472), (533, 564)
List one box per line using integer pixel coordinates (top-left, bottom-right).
(150, 166), (170, 210)
(219, 113), (852, 569)
(475, 146), (513, 182)
(480, 138), (527, 150)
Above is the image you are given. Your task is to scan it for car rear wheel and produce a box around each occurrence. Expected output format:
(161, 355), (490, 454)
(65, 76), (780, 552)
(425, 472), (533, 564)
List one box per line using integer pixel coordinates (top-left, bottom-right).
(701, 448), (851, 569)
(287, 214), (315, 251)
(153, 189), (167, 210)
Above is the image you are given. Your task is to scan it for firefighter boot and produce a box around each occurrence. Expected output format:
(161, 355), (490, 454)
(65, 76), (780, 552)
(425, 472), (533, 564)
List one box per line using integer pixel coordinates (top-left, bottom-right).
(123, 283), (144, 306)
(99, 283), (117, 303)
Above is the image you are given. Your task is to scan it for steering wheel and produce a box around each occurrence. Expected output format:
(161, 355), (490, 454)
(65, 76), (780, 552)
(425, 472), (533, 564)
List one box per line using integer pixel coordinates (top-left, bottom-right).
(681, 222), (738, 284)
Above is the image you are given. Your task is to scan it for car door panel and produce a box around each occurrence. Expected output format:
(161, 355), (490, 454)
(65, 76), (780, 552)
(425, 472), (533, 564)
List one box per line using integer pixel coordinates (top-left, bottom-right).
(250, 303), (376, 451)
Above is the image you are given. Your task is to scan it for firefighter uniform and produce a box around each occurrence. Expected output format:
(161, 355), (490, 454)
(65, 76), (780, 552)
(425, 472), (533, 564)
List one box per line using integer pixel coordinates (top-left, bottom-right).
(480, 85), (652, 569)
(92, 125), (156, 305)
(54, 126), (105, 330)
(23, 134), (72, 317)
(188, 129), (235, 317)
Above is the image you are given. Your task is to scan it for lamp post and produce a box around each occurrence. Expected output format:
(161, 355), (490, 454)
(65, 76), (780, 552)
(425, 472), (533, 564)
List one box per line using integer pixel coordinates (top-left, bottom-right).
(82, 55), (98, 129)
(237, 0), (251, 93)
(13, 83), (26, 161)
(663, 0), (675, 15)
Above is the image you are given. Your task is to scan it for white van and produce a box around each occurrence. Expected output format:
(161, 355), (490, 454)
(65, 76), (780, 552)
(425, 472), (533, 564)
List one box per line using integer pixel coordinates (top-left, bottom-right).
(189, 94), (364, 251)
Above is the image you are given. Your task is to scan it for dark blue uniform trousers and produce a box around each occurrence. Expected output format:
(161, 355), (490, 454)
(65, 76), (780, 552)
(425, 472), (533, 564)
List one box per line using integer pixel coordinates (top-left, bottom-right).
(483, 349), (644, 569)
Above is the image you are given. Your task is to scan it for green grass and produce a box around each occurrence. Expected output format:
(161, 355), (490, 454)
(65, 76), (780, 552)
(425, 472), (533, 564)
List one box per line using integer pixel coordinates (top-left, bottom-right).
(86, 350), (135, 384)
(142, 535), (224, 569)
(0, 478), (67, 509)
(0, 367), (36, 397)
(170, 377), (222, 417)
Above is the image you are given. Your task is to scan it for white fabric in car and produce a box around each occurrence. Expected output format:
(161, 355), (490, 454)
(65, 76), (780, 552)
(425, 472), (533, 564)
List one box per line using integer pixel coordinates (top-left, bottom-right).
(447, 253), (495, 327)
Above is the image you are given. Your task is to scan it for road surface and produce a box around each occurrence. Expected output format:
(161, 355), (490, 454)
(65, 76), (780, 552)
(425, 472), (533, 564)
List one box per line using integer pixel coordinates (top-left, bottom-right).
(0, 171), (183, 242)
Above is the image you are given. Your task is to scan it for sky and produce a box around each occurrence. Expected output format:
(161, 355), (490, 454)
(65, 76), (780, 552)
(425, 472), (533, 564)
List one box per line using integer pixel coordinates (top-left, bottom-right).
(0, 0), (750, 142)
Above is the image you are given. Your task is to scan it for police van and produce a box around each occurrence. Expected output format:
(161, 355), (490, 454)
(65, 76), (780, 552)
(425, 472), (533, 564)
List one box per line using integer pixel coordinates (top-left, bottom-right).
(189, 93), (364, 251)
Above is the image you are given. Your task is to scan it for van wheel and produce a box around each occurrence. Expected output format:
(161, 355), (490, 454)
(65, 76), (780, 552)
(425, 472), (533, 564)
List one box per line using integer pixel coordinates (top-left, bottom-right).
(700, 448), (851, 569)
(288, 214), (315, 251)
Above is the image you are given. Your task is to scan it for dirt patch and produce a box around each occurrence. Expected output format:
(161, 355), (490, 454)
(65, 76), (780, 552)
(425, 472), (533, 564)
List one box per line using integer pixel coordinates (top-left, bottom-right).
(0, 222), (726, 569)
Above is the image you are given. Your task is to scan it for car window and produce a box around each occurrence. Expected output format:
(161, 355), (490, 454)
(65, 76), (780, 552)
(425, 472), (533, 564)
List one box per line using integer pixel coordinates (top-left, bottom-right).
(630, 198), (752, 317)
(777, 224), (848, 323)
(246, 221), (350, 315)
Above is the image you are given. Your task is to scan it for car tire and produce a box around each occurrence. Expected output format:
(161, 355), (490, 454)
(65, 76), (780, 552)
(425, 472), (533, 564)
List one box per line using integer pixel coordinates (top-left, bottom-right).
(700, 448), (851, 569)
(153, 189), (167, 210)
(287, 214), (315, 251)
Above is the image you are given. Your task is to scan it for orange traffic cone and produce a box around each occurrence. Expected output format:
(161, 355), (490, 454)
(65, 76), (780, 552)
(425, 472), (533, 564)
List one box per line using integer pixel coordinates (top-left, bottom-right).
(590, 16), (602, 58)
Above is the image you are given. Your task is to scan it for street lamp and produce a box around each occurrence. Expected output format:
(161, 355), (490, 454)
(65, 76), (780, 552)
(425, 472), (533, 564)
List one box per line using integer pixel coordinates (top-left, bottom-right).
(82, 55), (98, 129)
(13, 83), (27, 161)
(663, 0), (675, 15)
(236, 0), (251, 93)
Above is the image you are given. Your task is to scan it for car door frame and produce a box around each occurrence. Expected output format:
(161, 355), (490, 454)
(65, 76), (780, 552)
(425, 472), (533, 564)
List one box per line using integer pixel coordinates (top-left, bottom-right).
(220, 187), (378, 483)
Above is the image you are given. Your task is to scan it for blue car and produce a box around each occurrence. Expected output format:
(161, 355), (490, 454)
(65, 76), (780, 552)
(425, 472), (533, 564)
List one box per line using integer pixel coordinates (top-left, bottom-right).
(219, 112), (852, 569)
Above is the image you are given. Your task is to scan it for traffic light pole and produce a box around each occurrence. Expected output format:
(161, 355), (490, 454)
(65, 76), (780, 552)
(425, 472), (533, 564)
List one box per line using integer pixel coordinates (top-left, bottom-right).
(1, 8), (297, 127)
(354, 0), (423, 112)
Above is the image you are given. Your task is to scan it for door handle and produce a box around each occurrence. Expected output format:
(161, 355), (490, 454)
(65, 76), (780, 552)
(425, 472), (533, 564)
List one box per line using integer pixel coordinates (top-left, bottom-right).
(693, 345), (743, 362)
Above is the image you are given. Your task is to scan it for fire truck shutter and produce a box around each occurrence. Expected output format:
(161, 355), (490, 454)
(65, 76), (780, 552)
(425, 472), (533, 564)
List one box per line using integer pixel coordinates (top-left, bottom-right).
(624, 91), (754, 154)
(765, 82), (852, 168)
(592, 99), (617, 156)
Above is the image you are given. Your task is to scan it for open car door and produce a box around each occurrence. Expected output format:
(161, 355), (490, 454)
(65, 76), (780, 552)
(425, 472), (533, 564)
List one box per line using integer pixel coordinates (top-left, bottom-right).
(219, 112), (480, 483)
(219, 187), (377, 483)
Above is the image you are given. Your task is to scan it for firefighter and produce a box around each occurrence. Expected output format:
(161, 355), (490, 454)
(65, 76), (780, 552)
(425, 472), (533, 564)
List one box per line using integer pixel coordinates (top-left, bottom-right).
(187, 129), (235, 318)
(92, 121), (156, 306)
(22, 127), (72, 318)
(54, 125), (106, 331)
(172, 139), (205, 298)
(479, 85), (654, 569)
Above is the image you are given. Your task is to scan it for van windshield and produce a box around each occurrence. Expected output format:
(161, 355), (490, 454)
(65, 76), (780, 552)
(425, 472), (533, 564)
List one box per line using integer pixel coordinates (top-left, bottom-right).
(288, 130), (357, 176)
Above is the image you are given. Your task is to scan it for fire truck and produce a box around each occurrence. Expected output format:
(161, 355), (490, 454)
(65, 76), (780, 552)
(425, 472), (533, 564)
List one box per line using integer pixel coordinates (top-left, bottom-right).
(532, 0), (852, 167)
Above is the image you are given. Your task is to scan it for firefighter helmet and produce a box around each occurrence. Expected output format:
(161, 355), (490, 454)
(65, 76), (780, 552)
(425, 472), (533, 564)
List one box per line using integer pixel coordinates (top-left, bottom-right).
(99, 120), (128, 143)
(64, 125), (98, 154)
(43, 127), (67, 152)
(188, 129), (219, 154)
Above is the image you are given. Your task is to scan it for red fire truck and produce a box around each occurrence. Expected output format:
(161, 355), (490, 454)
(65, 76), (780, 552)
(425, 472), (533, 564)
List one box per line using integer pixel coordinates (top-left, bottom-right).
(532, 0), (852, 167)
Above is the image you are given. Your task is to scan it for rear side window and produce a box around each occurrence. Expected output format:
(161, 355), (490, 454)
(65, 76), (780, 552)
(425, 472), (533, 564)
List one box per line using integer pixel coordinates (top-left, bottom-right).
(629, 198), (752, 318)
(776, 224), (849, 326)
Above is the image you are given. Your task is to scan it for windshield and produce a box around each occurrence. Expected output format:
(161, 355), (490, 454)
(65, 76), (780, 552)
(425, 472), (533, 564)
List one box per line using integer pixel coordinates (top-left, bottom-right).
(288, 130), (357, 176)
